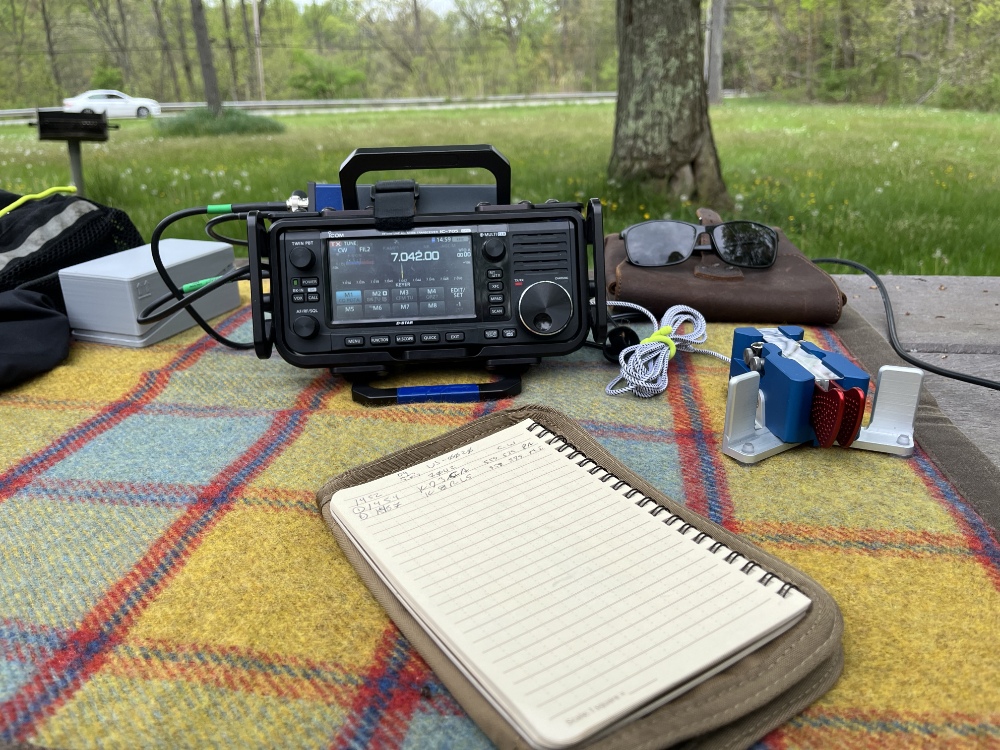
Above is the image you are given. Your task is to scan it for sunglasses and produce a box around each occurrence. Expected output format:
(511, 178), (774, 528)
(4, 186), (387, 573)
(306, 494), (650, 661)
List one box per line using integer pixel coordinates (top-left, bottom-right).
(622, 220), (779, 269)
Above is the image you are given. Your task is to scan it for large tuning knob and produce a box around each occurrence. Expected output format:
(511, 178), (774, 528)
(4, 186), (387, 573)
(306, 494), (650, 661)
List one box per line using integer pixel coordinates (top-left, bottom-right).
(518, 281), (572, 336)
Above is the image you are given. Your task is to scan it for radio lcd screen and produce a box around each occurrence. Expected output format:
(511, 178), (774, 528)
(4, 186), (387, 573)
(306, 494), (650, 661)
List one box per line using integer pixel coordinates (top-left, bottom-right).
(328, 235), (475, 325)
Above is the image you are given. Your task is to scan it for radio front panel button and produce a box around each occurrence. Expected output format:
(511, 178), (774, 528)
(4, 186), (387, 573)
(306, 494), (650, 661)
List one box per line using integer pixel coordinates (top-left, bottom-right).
(364, 303), (389, 316)
(335, 290), (362, 304)
(344, 336), (364, 347)
(369, 335), (390, 346)
(364, 289), (390, 303)
(502, 328), (517, 338)
(489, 306), (506, 317)
(445, 332), (465, 342)
(301, 277), (319, 286)
(482, 238), (506, 262)
(291, 293), (305, 303)
(393, 302), (418, 316)
(336, 304), (363, 320)
(420, 300), (445, 315)
(420, 333), (441, 343)
(307, 294), (320, 302)
(392, 288), (416, 301)
(289, 245), (315, 270)
(484, 329), (499, 339)
(487, 281), (504, 292)
(419, 286), (445, 301)
(487, 269), (503, 279)
(488, 294), (504, 304)
(395, 334), (416, 344)
(292, 316), (319, 339)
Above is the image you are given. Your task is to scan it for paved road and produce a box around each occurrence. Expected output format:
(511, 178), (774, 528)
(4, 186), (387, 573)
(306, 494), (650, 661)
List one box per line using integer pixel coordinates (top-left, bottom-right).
(834, 274), (1000, 469)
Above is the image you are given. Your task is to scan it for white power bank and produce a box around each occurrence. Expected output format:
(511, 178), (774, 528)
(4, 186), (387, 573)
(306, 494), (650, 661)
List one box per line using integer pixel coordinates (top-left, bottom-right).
(58, 239), (242, 348)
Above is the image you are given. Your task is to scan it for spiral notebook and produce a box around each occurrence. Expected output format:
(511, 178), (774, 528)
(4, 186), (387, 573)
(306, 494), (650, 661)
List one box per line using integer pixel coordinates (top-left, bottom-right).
(326, 418), (813, 750)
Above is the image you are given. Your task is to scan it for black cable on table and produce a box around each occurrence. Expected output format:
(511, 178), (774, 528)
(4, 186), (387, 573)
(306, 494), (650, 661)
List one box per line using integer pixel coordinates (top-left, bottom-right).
(813, 257), (1000, 392)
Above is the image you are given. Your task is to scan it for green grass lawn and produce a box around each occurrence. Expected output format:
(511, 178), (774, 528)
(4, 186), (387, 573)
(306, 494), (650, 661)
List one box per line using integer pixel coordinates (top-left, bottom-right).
(1, 101), (997, 275)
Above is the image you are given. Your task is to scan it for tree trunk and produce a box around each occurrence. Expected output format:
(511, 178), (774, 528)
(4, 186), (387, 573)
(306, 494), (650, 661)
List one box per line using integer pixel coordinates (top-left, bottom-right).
(172, 0), (197, 94)
(190, 0), (223, 114)
(839, 0), (854, 67)
(221, 0), (242, 100)
(239, 0), (257, 98)
(115, 0), (133, 88)
(251, 0), (266, 100)
(609, 0), (732, 209)
(708, 0), (725, 104)
(151, 0), (182, 100)
(40, 0), (63, 93)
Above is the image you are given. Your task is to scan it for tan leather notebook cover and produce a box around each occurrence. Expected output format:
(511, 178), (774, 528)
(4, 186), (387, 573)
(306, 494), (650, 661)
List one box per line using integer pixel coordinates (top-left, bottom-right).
(317, 405), (843, 750)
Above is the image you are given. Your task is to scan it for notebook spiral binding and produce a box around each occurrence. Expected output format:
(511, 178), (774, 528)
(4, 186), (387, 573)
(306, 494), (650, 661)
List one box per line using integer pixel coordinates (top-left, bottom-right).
(527, 422), (799, 599)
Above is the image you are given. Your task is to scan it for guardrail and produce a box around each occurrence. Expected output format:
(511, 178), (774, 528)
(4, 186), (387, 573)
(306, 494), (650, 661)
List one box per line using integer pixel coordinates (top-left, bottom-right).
(0, 92), (618, 123)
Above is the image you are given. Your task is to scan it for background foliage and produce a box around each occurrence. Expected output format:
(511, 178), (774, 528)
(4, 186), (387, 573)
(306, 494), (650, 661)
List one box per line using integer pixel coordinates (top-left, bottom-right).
(1, 0), (997, 110)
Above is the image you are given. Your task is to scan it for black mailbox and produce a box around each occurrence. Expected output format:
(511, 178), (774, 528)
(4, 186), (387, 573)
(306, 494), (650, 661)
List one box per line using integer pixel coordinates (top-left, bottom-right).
(36, 109), (110, 142)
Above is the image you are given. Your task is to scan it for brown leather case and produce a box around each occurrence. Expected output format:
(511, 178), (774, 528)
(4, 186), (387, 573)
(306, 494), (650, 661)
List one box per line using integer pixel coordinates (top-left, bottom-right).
(605, 209), (846, 324)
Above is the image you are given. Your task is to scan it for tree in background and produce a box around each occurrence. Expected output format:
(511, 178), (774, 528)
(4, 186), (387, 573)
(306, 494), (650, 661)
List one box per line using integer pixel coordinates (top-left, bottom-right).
(190, 0), (223, 113)
(609, 0), (731, 208)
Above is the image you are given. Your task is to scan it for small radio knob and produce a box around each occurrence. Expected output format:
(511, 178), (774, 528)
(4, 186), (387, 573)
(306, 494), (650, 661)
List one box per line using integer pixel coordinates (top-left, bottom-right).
(289, 245), (315, 270)
(292, 315), (319, 339)
(482, 238), (506, 262)
(518, 281), (573, 336)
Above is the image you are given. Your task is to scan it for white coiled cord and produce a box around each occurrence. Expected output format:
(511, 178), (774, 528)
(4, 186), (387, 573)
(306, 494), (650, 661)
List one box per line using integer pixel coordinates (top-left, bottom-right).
(605, 302), (731, 398)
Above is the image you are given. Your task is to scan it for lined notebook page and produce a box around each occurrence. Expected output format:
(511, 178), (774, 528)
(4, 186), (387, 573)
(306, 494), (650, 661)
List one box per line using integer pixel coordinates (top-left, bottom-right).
(329, 419), (811, 750)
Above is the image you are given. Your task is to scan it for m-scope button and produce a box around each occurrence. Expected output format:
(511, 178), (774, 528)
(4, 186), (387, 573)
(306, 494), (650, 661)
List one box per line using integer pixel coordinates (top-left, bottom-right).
(420, 333), (441, 343)
(345, 336), (364, 347)
(445, 332), (465, 342)
(395, 334), (416, 344)
(369, 335), (390, 346)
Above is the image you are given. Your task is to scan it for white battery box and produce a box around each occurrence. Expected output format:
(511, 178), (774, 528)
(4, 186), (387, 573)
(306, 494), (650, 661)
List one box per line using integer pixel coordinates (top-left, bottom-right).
(58, 239), (242, 348)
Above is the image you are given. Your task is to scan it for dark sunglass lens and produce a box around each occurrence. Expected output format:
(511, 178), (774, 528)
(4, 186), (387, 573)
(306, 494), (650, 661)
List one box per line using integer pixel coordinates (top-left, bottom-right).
(625, 222), (698, 266)
(712, 222), (777, 267)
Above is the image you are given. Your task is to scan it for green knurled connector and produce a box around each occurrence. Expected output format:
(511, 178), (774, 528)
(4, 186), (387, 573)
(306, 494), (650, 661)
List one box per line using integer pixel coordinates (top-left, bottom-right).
(181, 276), (220, 293)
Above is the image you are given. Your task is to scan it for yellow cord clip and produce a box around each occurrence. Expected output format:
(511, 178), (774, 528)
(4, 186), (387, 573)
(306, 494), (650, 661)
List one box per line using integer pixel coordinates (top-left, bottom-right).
(0, 185), (78, 220)
(640, 325), (676, 358)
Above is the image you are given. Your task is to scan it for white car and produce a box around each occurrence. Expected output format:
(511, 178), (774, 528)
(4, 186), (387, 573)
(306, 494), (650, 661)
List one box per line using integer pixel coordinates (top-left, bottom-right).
(63, 90), (161, 119)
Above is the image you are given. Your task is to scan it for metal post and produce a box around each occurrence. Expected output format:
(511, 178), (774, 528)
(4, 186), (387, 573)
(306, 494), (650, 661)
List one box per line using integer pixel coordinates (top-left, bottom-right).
(67, 139), (85, 198)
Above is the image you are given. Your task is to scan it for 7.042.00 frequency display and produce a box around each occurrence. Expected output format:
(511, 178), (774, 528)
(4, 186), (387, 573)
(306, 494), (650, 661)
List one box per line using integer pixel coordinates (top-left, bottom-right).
(328, 234), (474, 325)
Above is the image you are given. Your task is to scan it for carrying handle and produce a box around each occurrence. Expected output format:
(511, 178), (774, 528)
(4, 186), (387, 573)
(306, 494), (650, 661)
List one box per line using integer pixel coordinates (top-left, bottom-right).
(339, 145), (511, 210)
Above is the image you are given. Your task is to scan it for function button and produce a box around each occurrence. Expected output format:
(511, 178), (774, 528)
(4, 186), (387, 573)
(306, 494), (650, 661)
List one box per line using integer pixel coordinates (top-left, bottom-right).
(502, 328), (517, 338)
(419, 286), (445, 301)
(420, 333), (441, 343)
(291, 293), (305, 303)
(487, 281), (504, 292)
(445, 332), (465, 342)
(369, 335), (390, 346)
(489, 306), (506, 317)
(335, 290), (362, 304)
(487, 269), (503, 279)
(395, 334), (416, 344)
(393, 288), (416, 301)
(344, 336), (364, 347)
(488, 293), (504, 304)
(307, 293), (320, 302)
(484, 329), (499, 339)
(301, 277), (319, 286)
(364, 289), (390, 303)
